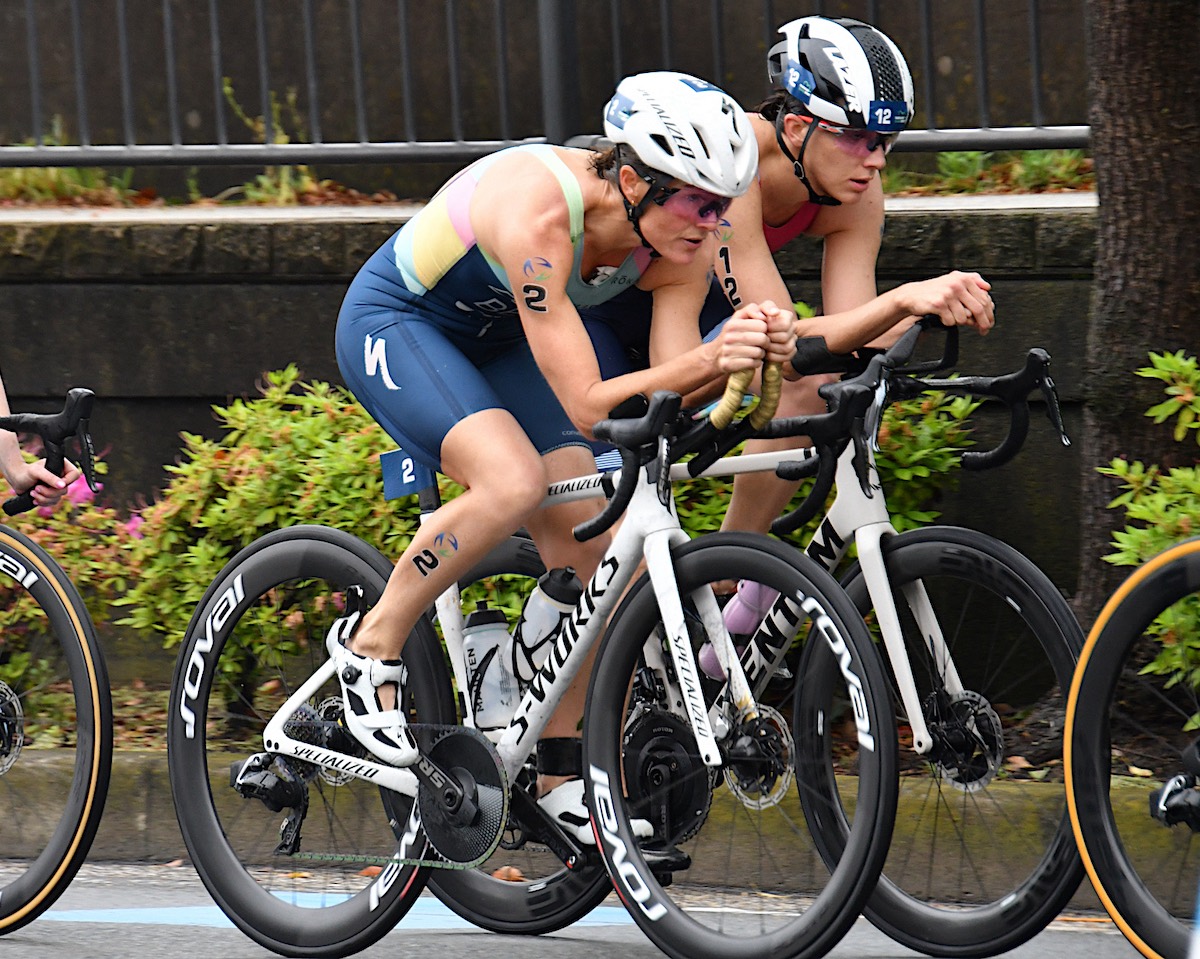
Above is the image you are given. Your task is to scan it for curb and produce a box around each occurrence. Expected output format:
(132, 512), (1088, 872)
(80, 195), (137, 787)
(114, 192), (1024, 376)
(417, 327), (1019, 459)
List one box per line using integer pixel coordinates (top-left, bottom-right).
(37, 750), (1109, 914)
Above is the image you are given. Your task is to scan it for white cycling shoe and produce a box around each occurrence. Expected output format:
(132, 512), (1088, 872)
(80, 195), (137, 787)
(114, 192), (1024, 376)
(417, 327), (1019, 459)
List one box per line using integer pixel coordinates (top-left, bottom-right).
(537, 779), (652, 845)
(326, 586), (418, 767)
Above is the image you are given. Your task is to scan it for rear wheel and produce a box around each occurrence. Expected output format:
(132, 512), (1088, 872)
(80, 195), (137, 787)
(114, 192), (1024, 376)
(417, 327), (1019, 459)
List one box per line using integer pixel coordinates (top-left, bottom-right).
(167, 525), (454, 957)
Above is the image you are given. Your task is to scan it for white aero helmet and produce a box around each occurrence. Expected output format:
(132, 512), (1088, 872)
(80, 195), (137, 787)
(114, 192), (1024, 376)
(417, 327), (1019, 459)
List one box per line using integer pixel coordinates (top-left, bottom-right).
(767, 17), (914, 133)
(603, 71), (758, 198)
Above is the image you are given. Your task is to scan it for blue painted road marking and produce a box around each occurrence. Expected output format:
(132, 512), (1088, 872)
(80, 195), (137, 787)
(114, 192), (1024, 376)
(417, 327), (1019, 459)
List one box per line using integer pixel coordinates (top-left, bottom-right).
(44, 893), (635, 929)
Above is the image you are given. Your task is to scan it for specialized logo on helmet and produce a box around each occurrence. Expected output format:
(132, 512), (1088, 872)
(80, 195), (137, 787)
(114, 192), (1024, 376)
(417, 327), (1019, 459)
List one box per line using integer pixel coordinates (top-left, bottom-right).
(643, 93), (696, 159)
(826, 49), (863, 114)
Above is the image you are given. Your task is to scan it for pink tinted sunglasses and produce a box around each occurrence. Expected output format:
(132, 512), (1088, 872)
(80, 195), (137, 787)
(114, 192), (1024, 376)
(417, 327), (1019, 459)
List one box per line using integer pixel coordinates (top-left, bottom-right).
(816, 121), (898, 156)
(652, 185), (733, 225)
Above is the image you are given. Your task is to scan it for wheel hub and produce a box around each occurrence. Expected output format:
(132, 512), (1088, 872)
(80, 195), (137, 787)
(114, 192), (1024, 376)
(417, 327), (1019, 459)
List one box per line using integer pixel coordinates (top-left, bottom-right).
(723, 704), (795, 809)
(925, 689), (1004, 792)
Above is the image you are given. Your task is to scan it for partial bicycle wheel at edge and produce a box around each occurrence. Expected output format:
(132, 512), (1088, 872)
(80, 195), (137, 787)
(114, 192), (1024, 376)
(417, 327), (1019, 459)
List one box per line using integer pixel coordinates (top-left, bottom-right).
(167, 525), (455, 958)
(426, 533), (615, 935)
(803, 526), (1084, 957)
(1066, 537), (1200, 959)
(583, 532), (896, 959)
(0, 525), (112, 934)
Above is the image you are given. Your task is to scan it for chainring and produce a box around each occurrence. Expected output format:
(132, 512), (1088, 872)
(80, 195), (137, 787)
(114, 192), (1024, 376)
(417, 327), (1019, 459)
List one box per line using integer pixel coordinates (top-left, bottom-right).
(926, 688), (1004, 793)
(623, 707), (713, 842)
(415, 724), (509, 867)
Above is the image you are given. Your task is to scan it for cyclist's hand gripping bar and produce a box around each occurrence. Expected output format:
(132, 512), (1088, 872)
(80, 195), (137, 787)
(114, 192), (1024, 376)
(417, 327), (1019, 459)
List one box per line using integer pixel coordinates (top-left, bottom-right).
(675, 361), (784, 476)
(0, 388), (98, 516)
(574, 390), (683, 543)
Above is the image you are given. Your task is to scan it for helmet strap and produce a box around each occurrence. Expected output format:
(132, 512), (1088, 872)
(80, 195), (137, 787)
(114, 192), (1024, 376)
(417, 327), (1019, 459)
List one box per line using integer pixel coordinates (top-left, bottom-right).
(775, 112), (841, 208)
(616, 148), (663, 258)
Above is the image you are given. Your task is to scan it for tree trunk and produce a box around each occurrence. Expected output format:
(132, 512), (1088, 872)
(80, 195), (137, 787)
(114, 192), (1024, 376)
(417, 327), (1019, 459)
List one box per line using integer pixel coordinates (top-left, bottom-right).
(1076, 0), (1200, 624)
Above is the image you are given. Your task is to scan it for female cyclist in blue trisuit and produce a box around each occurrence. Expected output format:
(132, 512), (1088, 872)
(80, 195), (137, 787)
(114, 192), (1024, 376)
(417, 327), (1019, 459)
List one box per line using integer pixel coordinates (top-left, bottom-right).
(328, 71), (793, 839)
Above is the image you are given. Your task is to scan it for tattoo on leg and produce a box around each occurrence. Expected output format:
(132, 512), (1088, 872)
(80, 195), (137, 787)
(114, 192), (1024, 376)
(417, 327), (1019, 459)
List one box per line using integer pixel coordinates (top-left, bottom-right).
(412, 549), (440, 577)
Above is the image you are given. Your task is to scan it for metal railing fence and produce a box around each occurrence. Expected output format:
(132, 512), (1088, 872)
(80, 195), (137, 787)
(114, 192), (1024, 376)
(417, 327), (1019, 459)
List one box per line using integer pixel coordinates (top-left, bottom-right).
(0, 0), (1088, 170)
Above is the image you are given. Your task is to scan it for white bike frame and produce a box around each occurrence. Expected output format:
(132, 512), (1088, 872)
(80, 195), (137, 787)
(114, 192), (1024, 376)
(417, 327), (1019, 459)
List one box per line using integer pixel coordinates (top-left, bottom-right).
(261, 441), (760, 796)
(261, 368), (964, 793)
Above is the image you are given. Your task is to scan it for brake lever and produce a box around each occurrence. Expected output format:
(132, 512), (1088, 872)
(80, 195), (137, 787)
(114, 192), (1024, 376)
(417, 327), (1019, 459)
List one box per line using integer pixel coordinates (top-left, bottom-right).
(1035, 355), (1072, 448)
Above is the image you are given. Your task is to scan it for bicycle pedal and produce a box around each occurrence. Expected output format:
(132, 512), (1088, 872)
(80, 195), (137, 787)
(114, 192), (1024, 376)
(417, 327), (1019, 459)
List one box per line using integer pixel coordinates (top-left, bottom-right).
(641, 841), (691, 876)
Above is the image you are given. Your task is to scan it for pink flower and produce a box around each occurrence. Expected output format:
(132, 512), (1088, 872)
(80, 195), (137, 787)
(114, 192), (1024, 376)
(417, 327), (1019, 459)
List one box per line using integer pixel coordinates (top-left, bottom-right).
(66, 475), (100, 506)
(123, 515), (145, 540)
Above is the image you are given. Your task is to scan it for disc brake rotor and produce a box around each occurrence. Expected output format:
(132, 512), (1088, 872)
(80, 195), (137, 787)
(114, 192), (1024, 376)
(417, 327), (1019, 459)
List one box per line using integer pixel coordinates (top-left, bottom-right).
(723, 703), (795, 810)
(0, 680), (24, 775)
(927, 689), (1004, 792)
(415, 725), (509, 867)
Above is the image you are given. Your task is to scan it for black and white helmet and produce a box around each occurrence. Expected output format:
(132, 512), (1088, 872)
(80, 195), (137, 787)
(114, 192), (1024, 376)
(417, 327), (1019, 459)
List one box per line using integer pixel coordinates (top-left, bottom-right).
(603, 71), (757, 198)
(767, 17), (914, 133)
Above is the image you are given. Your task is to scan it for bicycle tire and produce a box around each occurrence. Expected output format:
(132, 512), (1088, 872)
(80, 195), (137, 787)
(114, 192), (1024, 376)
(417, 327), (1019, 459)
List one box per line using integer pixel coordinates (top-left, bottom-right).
(167, 525), (455, 958)
(425, 533), (615, 934)
(0, 524), (112, 935)
(801, 526), (1083, 956)
(1065, 536), (1200, 959)
(583, 531), (896, 959)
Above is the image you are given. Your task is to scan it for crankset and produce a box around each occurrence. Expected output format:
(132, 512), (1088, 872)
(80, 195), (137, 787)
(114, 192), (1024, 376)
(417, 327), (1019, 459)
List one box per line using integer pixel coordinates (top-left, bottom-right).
(413, 724), (509, 867)
(0, 680), (24, 774)
(624, 706), (714, 842)
(722, 703), (795, 809)
(924, 689), (1004, 792)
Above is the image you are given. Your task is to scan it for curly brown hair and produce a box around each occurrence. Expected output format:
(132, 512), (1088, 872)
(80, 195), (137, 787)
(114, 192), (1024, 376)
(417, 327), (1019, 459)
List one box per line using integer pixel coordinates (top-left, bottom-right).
(755, 89), (807, 122)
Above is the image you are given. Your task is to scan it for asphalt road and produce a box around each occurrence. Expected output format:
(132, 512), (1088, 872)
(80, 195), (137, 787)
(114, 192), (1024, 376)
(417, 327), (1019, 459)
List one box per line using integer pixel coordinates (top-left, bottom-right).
(0, 862), (1140, 959)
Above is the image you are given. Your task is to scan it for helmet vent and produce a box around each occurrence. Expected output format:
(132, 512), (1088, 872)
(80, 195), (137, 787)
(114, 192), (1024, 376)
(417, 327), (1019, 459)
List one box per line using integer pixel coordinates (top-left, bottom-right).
(850, 25), (906, 103)
(649, 133), (673, 158)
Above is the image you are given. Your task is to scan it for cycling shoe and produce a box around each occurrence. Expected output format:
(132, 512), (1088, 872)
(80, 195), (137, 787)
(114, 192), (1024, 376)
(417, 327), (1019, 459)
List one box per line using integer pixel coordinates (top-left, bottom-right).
(538, 778), (652, 845)
(326, 586), (418, 767)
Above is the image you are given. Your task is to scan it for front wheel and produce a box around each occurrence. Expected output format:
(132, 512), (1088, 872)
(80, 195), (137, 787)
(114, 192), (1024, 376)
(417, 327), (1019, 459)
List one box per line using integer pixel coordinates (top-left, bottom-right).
(583, 532), (896, 959)
(805, 526), (1084, 957)
(0, 525), (112, 934)
(1066, 537), (1200, 959)
(167, 525), (455, 957)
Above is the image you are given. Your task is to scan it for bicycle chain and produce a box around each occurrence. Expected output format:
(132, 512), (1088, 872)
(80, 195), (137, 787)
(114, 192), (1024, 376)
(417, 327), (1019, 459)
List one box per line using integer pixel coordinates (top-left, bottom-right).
(287, 724), (508, 871)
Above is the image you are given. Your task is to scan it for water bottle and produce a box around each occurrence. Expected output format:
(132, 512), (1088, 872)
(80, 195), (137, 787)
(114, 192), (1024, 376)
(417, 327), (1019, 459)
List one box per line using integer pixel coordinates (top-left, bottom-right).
(462, 602), (517, 730)
(511, 567), (583, 687)
(698, 580), (780, 680)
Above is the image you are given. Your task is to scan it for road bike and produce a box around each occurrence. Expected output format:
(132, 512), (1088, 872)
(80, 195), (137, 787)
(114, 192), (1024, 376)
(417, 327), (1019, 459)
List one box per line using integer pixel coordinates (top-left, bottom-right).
(435, 318), (1086, 958)
(0, 389), (111, 934)
(166, 370), (898, 959)
(1066, 537), (1200, 959)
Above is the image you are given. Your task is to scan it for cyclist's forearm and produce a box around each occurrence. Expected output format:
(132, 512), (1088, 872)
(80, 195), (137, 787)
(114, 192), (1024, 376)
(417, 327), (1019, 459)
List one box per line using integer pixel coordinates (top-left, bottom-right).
(793, 286), (910, 354)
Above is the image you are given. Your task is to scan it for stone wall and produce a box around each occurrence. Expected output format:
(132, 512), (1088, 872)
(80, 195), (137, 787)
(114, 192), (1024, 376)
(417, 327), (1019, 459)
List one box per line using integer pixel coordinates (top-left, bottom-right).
(0, 202), (1093, 597)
